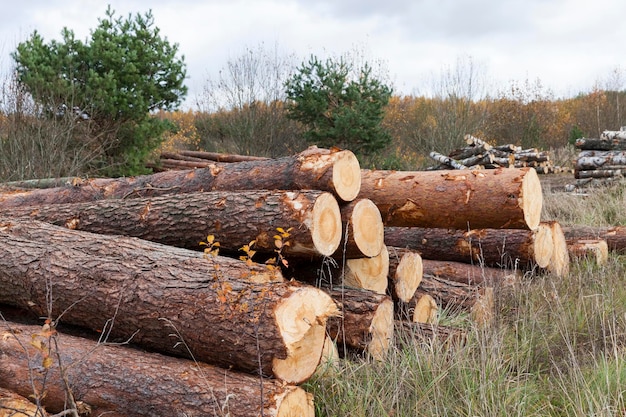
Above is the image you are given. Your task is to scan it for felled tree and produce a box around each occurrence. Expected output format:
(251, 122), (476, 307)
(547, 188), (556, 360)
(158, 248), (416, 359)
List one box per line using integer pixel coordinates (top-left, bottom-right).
(285, 55), (392, 156)
(12, 6), (187, 175)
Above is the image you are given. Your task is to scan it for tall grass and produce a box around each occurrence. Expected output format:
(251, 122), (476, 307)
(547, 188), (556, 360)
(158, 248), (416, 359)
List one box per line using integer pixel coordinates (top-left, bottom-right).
(307, 181), (626, 416)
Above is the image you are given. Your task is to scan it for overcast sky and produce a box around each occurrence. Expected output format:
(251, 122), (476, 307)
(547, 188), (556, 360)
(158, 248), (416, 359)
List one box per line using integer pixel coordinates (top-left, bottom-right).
(1, 0), (625, 108)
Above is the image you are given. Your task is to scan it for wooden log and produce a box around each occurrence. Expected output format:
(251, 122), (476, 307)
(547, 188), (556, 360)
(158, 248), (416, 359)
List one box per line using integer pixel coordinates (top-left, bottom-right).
(157, 158), (211, 169)
(422, 259), (520, 286)
(334, 198), (384, 259)
(395, 320), (466, 346)
(0, 321), (314, 417)
(575, 137), (626, 151)
(8, 189), (344, 258)
(0, 387), (47, 417)
(159, 151), (209, 162)
(0, 146), (361, 208)
(326, 288), (394, 360)
(464, 134), (493, 150)
(601, 130), (626, 141)
(448, 145), (485, 160)
(576, 150), (626, 171)
(359, 167), (542, 230)
(344, 245), (390, 294)
(567, 238), (609, 265)
(0, 218), (337, 384)
(575, 169), (624, 179)
(429, 151), (467, 170)
(387, 247), (423, 303)
(384, 224), (554, 270)
(410, 292), (438, 324)
(543, 220), (570, 277)
(561, 225), (626, 253)
(178, 150), (271, 162)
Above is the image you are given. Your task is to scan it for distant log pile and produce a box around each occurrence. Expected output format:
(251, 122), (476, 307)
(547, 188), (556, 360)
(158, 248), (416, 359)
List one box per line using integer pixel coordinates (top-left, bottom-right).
(574, 128), (626, 187)
(0, 145), (582, 415)
(429, 134), (568, 174)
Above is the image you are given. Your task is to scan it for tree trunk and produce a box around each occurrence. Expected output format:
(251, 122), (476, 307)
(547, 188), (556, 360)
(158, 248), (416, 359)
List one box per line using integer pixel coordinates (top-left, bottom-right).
(325, 288), (394, 360)
(575, 137), (626, 151)
(429, 151), (468, 170)
(333, 198), (384, 259)
(408, 292), (438, 324)
(422, 259), (520, 286)
(177, 150), (271, 162)
(0, 387), (47, 417)
(417, 275), (492, 314)
(575, 168), (624, 179)
(8, 189), (344, 258)
(0, 146), (361, 208)
(601, 130), (626, 141)
(0, 321), (314, 417)
(387, 247), (423, 303)
(384, 224), (554, 270)
(359, 167), (542, 230)
(567, 238), (609, 265)
(575, 150), (626, 171)
(0, 218), (337, 384)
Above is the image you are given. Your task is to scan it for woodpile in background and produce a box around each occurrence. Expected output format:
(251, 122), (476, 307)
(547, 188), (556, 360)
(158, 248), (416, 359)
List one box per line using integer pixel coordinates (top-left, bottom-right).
(0, 145), (591, 416)
(574, 128), (626, 187)
(428, 134), (569, 174)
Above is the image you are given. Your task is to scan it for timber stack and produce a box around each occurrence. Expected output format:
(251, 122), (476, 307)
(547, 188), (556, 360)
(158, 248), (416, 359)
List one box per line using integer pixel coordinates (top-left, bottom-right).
(428, 133), (567, 174)
(574, 128), (626, 187)
(0, 145), (576, 416)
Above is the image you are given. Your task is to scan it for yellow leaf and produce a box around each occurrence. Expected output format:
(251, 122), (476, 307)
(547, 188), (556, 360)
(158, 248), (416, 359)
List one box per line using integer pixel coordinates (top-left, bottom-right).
(42, 356), (53, 369)
(276, 227), (285, 234)
(274, 239), (283, 249)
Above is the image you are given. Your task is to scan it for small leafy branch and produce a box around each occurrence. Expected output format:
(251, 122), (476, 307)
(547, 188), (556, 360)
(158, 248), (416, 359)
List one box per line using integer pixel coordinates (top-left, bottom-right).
(266, 227), (293, 271)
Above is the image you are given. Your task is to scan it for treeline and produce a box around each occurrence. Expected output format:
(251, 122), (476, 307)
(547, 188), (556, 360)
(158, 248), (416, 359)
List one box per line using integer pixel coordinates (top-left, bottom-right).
(159, 87), (626, 170)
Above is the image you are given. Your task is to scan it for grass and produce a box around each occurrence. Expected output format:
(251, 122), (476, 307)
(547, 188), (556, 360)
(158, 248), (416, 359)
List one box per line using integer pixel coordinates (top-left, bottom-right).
(306, 180), (626, 416)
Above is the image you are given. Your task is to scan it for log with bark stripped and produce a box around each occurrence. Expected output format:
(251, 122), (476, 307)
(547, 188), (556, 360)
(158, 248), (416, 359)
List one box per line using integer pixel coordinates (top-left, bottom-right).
(0, 146), (361, 208)
(384, 224), (555, 271)
(567, 238), (609, 265)
(0, 218), (337, 384)
(326, 288), (394, 360)
(359, 167), (542, 230)
(422, 259), (520, 286)
(8, 190), (344, 258)
(387, 247), (423, 303)
(0, 321), (314, 417)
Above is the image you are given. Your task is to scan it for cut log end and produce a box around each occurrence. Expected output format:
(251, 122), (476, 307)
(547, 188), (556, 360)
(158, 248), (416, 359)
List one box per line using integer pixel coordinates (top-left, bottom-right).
(331, 150), (362, 202)
(351, 199), (384, 257)
(471, 287), (495, 326)
(533, 222), (555, 268)
(522, 168), (543, 230)
(311, 192), (342, 256)
(276, 387), (315, 417)
(314, 335), (340, 378)
(546, 221), (570, 277)
(390, 249), (423, 303)
(367, 298), (395, 360)
(345, 245), (390, 294)
(567, 239), (609, 265)
(273, 286), (339, 384)
(412, 294), (438, 324)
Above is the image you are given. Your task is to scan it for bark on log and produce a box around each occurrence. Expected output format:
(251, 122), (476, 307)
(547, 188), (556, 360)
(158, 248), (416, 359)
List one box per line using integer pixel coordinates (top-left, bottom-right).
(562, 225), (626, 254)
(359, 167), (542, 230)
(334, 198), (384, 258)
(326, 288), (394, 360)
(575, 137), (626, 151)
(544, 220), (570, 277)
(395, 321), (466, 346)
(567, 238), (609, 265)
(601, 130), (626, 141)
(0, 146), (361, 208)
(387, 247), (423, 303)
(0, 387), (47, 417)
(0, 321), (314, 417)
(384, 224), (554, 270)
(429, 152), (467, 170)
(575, 150), (626, 171)
(464, 134), (493, 150)
(416, 275), (493, 314)
(8, 189), (344, 258)
(0, 218), (338, 384)
(422, 259), (520, 286)
(575, 169), (624, 179)
(178, 150), (271, 162)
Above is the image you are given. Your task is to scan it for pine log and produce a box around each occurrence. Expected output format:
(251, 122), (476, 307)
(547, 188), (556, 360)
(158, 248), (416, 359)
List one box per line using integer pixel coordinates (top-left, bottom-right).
(395, 320), (466, 346)
(422, 259), (520, 286)
(8, 189), (344, 258)
(384, 224), (554, 270)
(359, 167), (542, 230)
(326, 288), (394, 360)
(0, 321), (314, 417)
(387, 247), (423, 303)
(0, 218), (338, 384)
(575, 137), (626, 151)
(0, 146), (361, 208)
(178, 150), (271, 162)
(567, 238), (609, 265)
(601, 130), (626, 141)
(0, 387), (47, 417)
(543, 220), (570, 277)
(410, 292), (438, 324)
(314, 335), (340, 377)
(334, 198), (384, 258)
(344, 245), (390, 294)
(416, 275), (493, 316)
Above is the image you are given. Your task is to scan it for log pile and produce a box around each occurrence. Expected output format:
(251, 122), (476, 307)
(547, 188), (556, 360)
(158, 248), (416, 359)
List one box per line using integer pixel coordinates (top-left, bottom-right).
(574, 128), (626, 187)
(0, 146), (576, 415)
(428, 134), (567, 174)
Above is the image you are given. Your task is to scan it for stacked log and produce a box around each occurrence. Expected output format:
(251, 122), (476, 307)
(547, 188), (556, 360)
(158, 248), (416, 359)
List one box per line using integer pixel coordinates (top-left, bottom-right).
(428, 134), (562, 174)
(574, 129), (626, 186)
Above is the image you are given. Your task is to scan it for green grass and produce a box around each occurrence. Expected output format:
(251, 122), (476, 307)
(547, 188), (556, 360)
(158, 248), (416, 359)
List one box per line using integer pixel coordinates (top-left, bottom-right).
(306, 181), (626, 416)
